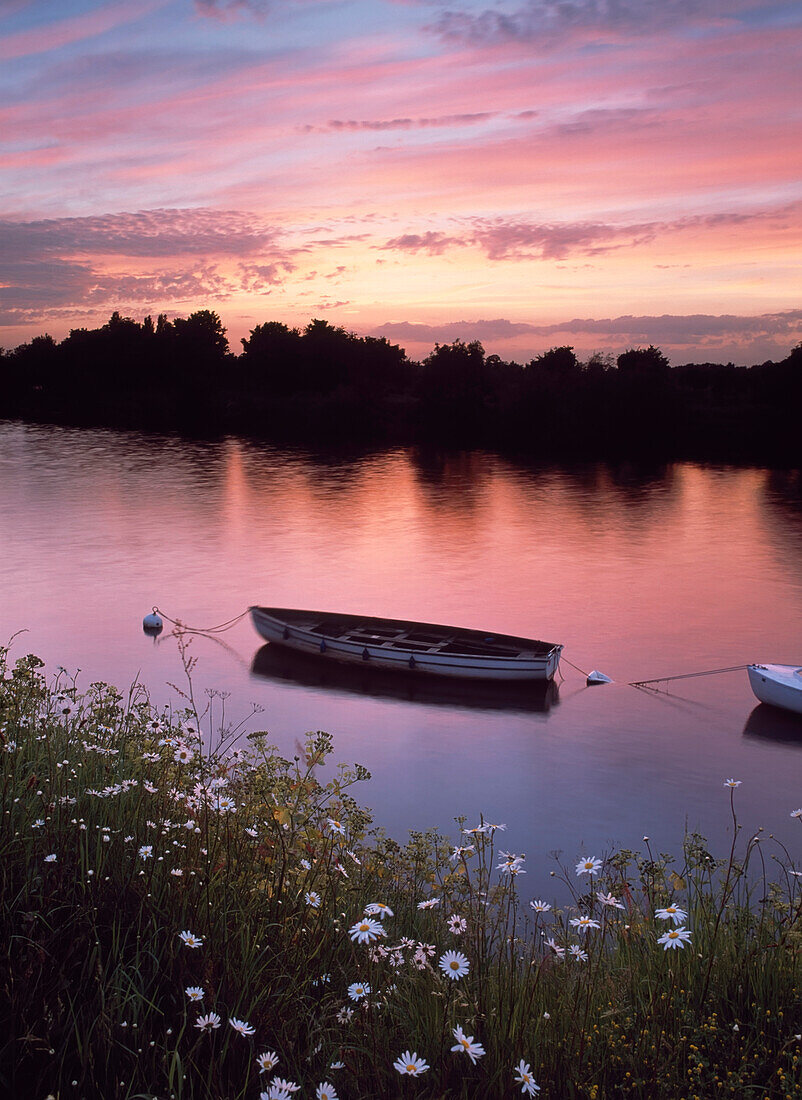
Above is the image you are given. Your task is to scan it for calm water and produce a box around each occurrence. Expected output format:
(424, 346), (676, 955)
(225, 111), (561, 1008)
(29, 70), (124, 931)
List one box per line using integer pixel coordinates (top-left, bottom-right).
(2, 421), (802, 883)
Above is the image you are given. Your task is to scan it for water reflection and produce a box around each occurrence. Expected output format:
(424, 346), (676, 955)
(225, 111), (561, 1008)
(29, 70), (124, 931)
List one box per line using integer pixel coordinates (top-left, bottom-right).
(251, 643), (559, 713)
(3, 420), (802, 869)
(742, 704), (802, 745)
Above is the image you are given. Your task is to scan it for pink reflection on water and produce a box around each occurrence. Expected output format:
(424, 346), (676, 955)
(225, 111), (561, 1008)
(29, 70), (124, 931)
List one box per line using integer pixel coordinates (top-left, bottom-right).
(2, 423), (802, 873)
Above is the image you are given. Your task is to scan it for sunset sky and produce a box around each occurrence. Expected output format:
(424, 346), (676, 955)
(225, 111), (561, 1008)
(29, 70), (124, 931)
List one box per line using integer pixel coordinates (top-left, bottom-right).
(1, 0), (800, 364)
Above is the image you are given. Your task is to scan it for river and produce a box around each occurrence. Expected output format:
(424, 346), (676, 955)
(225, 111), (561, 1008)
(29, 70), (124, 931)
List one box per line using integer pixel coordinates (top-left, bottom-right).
(2, 420), (801, 883)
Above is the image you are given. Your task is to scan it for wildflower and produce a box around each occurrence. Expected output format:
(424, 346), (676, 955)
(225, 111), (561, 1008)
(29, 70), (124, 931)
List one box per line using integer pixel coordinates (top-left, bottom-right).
(416, 898), (440, 910)
(530, 899), (551, 913)
(439, 950), (470, 980)
(348, 917), (384, 944)
(483, 821), (507, 832)
(790, 808), (802, 818)
(170, 868), (184, 877)
(32, 819), (45, 829)
(270, 1077), (300, 1093)
(261, 1088), (291, 1100)
(327, 818), (346, 836)
(216, 795), (237, 813)
(393, 1051), (430, 1076)
(195, 1012), (221, 1031)
(256, 1051), (280, 1072)
(451, 844), (475, 860)
(316, 1084), (339, 1100)
(185, 986), (204, 1002)
(655, 904), (688, 925)
(658, 926), (692, 951)
(336, 1006), (354, 1023)
(498, 851), (526, 872)
(568, 945), (589, 961)
(576, 856), (602, 876)
(330, 1060), (344, 1070)
(365, 902), (394, 919)
(44, 854), (57, 863)
(513, 1060), (541, 1095)
(596, 891), (625, 909)
(545, 937), (565, 959)
(347, 981), (370, 1001)
(174, 744), (194, 764)
(569, 916), (601, 933)
(178, 930), (203, 949)
(724, 778), (742, 788)
(448, 914), (467, 934)
(229, 1017), (256, 1037)
(451, 1026), (485, 1064)
(305, 891), (322, 908)
(138, 845), (153, 859)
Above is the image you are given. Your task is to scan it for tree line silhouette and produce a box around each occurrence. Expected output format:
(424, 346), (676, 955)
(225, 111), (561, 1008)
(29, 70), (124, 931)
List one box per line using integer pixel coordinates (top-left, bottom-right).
(1, 310), (800, 463)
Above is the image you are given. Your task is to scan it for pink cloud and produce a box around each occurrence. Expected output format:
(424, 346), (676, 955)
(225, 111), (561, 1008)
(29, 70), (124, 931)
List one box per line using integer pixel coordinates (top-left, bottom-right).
(0, 0), (167, 61)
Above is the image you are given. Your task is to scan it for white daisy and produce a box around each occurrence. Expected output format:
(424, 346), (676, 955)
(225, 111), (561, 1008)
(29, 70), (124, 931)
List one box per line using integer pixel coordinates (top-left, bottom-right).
(451, 1025), (485, 1064)
(364, 902), (393, 919)
(529, 899), (551, 913)
(596, 891), (625, 909)
(347, 981), (370, 1001)
(569, 916), (601, 933)
(393, 1050), (429, 1076)
(315, 1084), (339, 1100)
(439, 950), (470, 980)
(178, 930), (203, 948)
(256, 1051), (280, 1072)
(348, 918), (384, 944)
(575, 856), (602, 876)
(185, 986), (204, 1002)
(513, 1059), (541, 1095)
(658, 926), (692, 951)
(229, 1016), (256, 1037)
(655, 904), (688, 925)
(194, 1012), (221, 1031)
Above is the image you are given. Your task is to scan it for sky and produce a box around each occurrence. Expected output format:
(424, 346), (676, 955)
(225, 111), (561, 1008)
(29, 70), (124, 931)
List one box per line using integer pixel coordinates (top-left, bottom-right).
(1, 0), (800, 365)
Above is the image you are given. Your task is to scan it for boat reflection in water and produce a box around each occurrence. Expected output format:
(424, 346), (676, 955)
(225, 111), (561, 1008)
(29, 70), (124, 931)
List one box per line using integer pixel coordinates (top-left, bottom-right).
(742, 704), (802, 745)
(251, 644), (559, 714)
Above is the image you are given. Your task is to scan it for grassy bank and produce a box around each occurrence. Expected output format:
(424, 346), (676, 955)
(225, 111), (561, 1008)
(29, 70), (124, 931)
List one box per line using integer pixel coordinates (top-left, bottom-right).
(1, 643), (801, 1099)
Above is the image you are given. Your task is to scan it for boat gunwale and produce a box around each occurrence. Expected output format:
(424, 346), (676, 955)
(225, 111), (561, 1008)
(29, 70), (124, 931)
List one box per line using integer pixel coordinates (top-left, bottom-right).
(250, 605), (561, 659)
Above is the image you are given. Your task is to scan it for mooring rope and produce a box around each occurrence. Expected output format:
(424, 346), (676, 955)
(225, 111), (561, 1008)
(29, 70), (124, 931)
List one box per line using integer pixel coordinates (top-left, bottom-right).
(152, 606), (251, 637)
(630, 664), (749, 688)
(560, 654), (591, 679)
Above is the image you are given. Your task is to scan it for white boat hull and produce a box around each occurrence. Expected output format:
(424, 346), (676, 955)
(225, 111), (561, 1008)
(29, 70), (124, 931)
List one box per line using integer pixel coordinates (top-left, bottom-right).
(249, 607), (562, 682)
(747, 664), (802, 715)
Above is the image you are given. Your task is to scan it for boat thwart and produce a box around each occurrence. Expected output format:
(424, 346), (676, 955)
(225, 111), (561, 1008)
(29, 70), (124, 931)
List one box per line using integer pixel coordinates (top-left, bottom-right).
(249, 606), (563, 682)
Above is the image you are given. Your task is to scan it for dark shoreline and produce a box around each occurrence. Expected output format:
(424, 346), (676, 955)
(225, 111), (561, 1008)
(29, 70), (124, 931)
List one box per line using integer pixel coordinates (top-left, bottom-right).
(3, 312), (801, 467)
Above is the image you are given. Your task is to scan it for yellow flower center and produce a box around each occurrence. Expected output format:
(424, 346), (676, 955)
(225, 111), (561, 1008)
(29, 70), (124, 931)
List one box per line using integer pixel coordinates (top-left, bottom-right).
(407, 1064), (416, 1072)
(669, 931), (679, 939)
(450, 961), (459, 970)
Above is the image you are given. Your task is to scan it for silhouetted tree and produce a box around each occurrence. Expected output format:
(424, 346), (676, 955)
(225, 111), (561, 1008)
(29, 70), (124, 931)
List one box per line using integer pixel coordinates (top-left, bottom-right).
(617, 345), (670, 374)
(528, 345), (579, 374)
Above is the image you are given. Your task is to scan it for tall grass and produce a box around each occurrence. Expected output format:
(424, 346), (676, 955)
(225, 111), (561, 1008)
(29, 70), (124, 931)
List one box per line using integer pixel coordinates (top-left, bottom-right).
(1, 642), (800, 1099)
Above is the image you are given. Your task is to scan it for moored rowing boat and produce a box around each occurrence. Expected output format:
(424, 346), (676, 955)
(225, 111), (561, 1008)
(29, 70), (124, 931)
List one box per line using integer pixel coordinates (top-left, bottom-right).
(249, 606), (562, 682)
(747, 664), (802, 716)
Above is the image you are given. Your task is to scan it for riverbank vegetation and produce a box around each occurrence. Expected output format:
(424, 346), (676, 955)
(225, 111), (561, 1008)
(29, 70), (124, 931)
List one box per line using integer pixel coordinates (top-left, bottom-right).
(2, 312), (801, 464)
(1, 642), (801, 1098)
